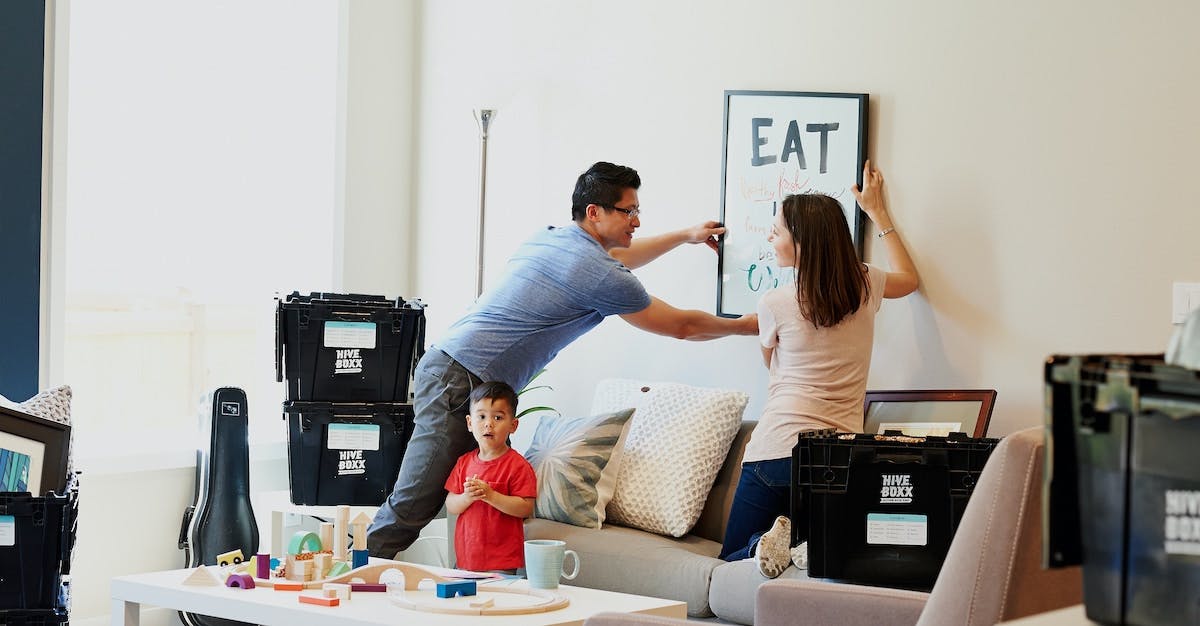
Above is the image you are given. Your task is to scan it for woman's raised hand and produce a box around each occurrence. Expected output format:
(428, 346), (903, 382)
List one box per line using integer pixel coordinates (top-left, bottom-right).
(850, 160), (890, 227)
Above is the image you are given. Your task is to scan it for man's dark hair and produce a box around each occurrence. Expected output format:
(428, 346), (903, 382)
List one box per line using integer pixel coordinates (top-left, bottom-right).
(469, 381), (519, 414)
(571, 162), (641, 222)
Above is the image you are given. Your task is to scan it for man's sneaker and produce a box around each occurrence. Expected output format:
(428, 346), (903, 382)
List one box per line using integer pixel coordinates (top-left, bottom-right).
(753, 516), (792, 578)
(791, 541), (808, 569)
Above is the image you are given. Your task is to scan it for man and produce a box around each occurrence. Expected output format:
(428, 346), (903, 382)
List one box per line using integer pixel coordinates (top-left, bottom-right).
(367, 161), (758, 557)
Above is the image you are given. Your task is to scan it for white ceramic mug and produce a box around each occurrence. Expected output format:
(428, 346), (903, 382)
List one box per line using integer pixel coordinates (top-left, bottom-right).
(524, 539), (580, 589)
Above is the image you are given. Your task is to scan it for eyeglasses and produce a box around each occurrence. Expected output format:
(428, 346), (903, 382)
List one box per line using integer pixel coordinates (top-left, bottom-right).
(603, 205), (641, 219)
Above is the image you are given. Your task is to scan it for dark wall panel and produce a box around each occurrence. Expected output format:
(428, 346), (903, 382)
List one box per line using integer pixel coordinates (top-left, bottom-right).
(0, 0), (46, 400)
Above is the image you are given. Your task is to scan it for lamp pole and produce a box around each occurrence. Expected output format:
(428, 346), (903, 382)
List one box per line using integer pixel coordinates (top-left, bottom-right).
(473, 109), (495, 298)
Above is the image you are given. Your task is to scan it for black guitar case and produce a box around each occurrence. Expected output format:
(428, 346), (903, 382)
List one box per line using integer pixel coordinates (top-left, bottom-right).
(177, 387), (259, 626)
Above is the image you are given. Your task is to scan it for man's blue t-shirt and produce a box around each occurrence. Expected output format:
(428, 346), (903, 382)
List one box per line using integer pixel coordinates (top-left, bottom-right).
(436, 224), (651, 391)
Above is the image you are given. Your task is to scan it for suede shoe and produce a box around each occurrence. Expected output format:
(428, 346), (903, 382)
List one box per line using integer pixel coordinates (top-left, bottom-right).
(753, 516), (792, 578)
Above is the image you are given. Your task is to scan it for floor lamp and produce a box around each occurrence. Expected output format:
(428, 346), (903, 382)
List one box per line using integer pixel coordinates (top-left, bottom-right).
(473, 109), (495, 298)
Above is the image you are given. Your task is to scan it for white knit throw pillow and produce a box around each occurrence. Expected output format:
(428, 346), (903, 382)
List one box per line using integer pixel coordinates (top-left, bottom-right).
(593, 379), (747, 537)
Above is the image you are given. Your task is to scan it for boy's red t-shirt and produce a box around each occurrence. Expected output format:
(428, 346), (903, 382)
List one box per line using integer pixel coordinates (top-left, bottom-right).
(444, 448), (538, 571)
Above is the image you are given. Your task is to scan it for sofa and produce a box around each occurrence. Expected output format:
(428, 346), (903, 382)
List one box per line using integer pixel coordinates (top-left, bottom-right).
(525, 419), (771, 621)
(581, 426), (1083, 626)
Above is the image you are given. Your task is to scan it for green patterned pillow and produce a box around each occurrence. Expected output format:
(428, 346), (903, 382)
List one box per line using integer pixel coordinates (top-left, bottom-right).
(524, 408), (635, 529)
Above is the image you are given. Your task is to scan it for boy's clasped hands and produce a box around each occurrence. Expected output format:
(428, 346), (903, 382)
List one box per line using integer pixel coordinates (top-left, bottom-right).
(462, 475), (493, 502)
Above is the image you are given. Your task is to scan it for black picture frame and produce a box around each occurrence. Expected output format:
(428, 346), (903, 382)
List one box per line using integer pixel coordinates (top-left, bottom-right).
(717, 90), (869, 318)
(862, 389), (998, 438)
(0, 404), (70, 495)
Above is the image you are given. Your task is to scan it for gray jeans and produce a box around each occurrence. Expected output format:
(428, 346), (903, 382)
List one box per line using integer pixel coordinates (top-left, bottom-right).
(367, 348), (481, 557)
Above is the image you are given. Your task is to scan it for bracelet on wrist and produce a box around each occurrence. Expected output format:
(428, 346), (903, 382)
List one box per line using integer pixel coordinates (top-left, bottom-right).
(877, 227), (896, 239)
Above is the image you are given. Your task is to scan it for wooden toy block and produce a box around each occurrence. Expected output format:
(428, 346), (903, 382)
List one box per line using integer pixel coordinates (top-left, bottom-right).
(299, 594), (340, 607)
(334, 505), (350, 560)
(225, 574), (255, 589)
(350, 512), (372, 550)
(182, 566), (222, 586)
(216, 549), (245, 566)
(313, 553), (332, 578)
(349, 583), (387, 592)
(318, 522), (334, 552)
(351, 548), (369, 569)
(435, 580), (477, 598)
(274, 582), (305, 591)
(322, 583), (352, 601)
(287, 530), (323, 555)
(255, 553), (270, 580)
(468, 597), (495, 609)
(288, 557), (313, 582)
(327, 561), (351, 577)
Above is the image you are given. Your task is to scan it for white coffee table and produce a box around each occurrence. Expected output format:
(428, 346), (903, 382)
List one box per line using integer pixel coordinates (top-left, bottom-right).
(110, 565), (686, 626)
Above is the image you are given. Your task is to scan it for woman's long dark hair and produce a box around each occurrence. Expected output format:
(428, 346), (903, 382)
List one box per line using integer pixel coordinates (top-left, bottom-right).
(779, 193), (869, 328)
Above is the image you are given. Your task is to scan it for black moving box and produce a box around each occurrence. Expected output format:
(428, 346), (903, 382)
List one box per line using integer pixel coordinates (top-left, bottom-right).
(0, 491), (77, 610)
(284, 401), (415, 506)
(276, 292), (425, 403)
(1045, 354), (1200, 626)
(795, 432), (998, 589)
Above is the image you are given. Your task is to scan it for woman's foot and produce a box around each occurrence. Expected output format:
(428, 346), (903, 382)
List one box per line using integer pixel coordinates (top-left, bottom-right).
(753, 516), (792, 578)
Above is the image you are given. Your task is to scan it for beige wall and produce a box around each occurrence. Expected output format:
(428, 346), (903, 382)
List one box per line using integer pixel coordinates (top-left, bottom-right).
(410, 0), (1200, 437)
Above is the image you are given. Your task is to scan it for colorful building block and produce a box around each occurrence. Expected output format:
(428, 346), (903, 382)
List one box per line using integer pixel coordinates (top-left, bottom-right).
(299, 594), (340, 607)
(351, 548), (369, 569)
(274, 582), (305, 591)
(216, 549), (245, 566)
(350, 583), (387, 592)
(225, 574), (255, 589)
(435, 580), (477, 598)
(255, 553), (270, 579)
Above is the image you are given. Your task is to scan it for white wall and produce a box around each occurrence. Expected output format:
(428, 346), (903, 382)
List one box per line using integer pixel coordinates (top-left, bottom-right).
(63, 2), (416, 622)
(55, 0), (1200, 620)
(338, 0), (420, 297)
(411, 0), (1200, 438)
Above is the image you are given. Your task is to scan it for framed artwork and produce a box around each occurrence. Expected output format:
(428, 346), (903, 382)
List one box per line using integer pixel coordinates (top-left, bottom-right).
(717, 90), (868, 317)
(0, 404), (70, 495)
(862, 389), (998, 438)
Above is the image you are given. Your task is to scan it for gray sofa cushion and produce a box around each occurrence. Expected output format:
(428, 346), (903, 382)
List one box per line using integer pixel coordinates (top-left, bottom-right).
(709, 558), (814, 625)
(525, 517), (724, 617)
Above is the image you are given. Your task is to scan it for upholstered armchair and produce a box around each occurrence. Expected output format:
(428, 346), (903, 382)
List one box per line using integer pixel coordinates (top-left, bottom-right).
(584, 426), (1082, 626)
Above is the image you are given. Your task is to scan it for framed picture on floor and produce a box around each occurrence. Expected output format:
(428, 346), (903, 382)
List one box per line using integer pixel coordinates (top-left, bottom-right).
(0, 405), (70, 495)
(717, 90), (868, 317)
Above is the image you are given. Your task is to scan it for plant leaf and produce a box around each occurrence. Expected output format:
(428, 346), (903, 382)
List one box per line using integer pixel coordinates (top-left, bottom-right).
(516, 406), (559, 419)
(517, 384), (553, 396)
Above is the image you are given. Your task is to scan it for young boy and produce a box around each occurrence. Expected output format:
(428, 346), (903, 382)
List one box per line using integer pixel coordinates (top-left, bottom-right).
(444, 381), (537, 573)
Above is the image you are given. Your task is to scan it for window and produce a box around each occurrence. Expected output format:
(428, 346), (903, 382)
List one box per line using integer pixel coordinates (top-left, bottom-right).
(63, 0), (340, 456)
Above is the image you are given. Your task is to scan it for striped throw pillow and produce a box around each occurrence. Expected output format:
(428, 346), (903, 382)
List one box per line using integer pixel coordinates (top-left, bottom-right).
(524, 408), (635, 529)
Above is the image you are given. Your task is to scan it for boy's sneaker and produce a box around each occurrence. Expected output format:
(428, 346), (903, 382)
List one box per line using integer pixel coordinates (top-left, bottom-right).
(791, 541), (808, 569)
(753, 516), (792, 578)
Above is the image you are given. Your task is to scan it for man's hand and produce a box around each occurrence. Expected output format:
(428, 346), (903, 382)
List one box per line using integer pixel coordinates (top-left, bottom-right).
(684, 221), (725, 253)
(738, 313), (759, 336)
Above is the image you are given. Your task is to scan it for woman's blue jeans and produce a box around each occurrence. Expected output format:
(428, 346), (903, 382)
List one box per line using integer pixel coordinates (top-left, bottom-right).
(719, 457), (795, 561)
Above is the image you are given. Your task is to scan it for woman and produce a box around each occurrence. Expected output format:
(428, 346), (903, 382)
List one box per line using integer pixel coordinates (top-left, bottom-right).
(719, 161), (920, 578)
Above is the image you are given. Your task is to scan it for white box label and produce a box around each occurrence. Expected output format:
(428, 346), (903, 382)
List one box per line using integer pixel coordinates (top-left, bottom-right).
(327, 423), (380, 451)
(866, 513), (928, 546)
(0, 515), (14, 547)
(323, 321), (377, 349)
